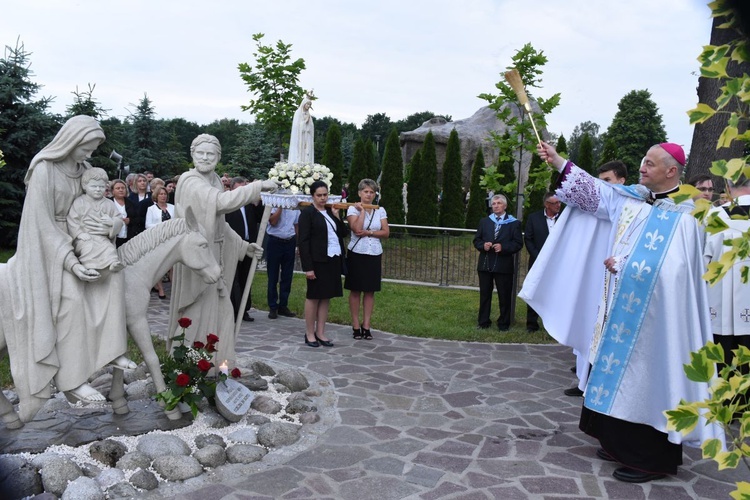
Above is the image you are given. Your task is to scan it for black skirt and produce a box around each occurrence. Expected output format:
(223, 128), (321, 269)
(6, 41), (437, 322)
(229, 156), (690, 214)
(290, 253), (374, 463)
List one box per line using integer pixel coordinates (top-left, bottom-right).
(344, 252), (382, 292)
(306, 256), (344, 299)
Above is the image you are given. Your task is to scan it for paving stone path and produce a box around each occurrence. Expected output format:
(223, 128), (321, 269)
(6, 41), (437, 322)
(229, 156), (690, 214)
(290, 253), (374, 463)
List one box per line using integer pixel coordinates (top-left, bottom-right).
(139, 293), (741, 500)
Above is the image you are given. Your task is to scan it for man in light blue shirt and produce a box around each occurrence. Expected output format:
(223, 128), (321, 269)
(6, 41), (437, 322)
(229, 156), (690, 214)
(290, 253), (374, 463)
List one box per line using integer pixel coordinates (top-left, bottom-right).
(266, 207), (299, 319)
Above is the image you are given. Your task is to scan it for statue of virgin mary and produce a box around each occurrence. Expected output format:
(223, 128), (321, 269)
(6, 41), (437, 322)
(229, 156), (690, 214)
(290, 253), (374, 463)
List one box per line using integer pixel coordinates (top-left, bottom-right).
(288, 91), (315, 164)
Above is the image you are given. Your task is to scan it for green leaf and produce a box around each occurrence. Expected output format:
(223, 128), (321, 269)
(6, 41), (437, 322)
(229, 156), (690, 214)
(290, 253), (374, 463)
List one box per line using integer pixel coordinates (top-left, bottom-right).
(669, 185), (699, 204)
(725, 158), (748, 182)
(706, 211), (731, 235)
(704, 342), (726, 364)
(729, 481), (750, 500)
(664, 404), (700, 433)
(684, 350), (713, 382)
(734, 346), (750, 366)
(718, 125), (739, 149)
(716, 77), (743, 109)
(717, 449), (742, 470)
(702, 438), (724, 459)
(687, 103), (717, 125)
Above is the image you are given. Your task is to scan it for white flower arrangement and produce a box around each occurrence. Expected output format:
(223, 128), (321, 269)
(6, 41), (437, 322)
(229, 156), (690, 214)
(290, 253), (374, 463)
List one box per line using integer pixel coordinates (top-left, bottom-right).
(267, 162), (333, 195)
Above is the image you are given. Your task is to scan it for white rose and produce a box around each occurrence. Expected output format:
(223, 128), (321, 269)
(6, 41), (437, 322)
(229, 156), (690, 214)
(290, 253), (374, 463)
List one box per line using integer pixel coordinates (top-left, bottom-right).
(306, 177), (314, 186)
(281, 179), (291, 188)
(327, 173), (334, 180)
(269, 168), (278, 176)
(289, 185), (300, 194)
(296, 177), (305, 186)
(312, 172), (320, 180)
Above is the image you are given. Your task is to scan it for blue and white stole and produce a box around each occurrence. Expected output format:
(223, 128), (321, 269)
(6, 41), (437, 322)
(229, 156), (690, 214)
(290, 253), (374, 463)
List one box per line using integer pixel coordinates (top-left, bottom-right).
(584, 201), (682, 413)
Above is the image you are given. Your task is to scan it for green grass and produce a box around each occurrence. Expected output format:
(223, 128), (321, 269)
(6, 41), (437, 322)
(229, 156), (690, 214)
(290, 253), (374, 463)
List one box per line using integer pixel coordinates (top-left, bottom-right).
(253, 271), (554, 344)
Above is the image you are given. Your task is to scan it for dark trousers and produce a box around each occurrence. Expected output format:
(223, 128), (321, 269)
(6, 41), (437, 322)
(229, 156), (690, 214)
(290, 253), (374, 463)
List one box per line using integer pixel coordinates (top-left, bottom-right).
(231, 256), (252, 317)
(526, 305), (540, 330)
(477, 271), (513, 329)
(266, 235), (296, 310)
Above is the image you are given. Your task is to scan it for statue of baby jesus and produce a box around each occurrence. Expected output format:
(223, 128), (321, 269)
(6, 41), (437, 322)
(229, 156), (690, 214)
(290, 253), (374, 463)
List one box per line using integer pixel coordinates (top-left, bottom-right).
(67, 167), (124, 272)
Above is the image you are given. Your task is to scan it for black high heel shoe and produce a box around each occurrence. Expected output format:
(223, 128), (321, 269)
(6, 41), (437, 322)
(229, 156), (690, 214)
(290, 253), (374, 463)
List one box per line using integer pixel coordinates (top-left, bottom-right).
(304, 334), (319, 348)
(353, 327), (363, 340)
(315, 335), (334, 347)
(361, 328), (373, 340)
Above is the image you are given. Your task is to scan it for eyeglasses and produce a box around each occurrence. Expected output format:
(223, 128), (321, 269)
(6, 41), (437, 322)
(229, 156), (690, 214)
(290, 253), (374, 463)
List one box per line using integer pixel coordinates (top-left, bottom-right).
(696, 187), (714, 193)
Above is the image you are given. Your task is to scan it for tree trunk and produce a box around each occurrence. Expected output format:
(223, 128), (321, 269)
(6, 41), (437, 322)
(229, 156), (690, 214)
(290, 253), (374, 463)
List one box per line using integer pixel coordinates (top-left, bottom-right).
(687, 14), (750, 186)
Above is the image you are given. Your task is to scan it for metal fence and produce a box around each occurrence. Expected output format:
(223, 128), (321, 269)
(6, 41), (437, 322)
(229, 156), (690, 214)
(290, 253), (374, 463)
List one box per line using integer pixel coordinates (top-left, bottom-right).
(273, 223), (530, 290)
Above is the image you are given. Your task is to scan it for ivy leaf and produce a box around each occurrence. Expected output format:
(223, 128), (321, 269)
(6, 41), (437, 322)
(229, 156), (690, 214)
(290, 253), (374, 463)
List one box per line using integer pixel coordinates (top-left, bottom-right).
(684, 350), (713, 382)
(704, 260), (728, 285)
(716, 77), (743, 109)
(734, 346), (750, 366)
(705, 211), (730, 235)
(664, 404), (699, 433)
(725, 158), (749, 182)
(711, 159), (729, 177)
(702, 438), (724, 459)
(729, 482), (750, 500)
(687, 103), (717, 124)
(704, 342), (726, 364)
(717, 449), (743, 470)
(718, 124), (739, 149)
(670, 185), (699, 204)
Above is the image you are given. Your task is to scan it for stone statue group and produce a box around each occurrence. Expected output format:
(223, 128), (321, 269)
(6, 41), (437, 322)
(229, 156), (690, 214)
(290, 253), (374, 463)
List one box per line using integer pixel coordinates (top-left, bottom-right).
(0, 111), (290, 428)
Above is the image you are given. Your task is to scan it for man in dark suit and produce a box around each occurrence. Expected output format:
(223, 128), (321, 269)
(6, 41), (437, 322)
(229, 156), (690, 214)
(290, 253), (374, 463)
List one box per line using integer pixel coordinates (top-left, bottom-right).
(473, 194), (523, 331)
(226, 177), (264, 321)
(524, 192), (561, 332)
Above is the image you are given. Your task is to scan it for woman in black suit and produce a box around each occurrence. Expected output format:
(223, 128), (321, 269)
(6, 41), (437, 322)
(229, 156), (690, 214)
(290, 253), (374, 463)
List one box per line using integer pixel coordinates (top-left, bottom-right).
(298, 180), (349, 347)
(110, 179), (139, 248)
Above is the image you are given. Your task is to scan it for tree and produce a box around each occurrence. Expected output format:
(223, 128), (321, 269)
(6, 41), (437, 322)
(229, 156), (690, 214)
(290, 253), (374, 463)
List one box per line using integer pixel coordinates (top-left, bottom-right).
(407, 131), (438, 229)
(568, 121), (601, 164)
(205, 118), (246, 159)
(685, 2), (750, 180)
(598, 138), (619, 166)
(523, 153), (548, 228)
(227, 123), (277, 180)
(347, 137), (367, 203)
(0, 40), (58, 246)
(556, 134), (568, 154)
(394, 111), (452, 134)
(361, 112), (392, 162)
(439, 129), (464, 228)
(405, 149), (422, 222)
(465, 147), (487, 229)
(481, 131), (517, 216)
(379, 128), (405, 225)
(605, 89), (667, 184)
(321, 123), (344, 194)
(238, 33), (306, 157)
(577, 132), (594, 174)
(66, 84), (107, 119)
(479, 43), (560, 221)
(362, 139), (377, 181)
(127, 93), (160, 173)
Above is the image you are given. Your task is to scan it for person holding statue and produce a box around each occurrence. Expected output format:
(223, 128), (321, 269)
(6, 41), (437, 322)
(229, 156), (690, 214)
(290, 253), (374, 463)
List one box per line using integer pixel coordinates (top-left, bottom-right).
(168, 134), (277, 369)
(288, 92), (315, 164)
(67, 167), (125, 273)
(0, 116), (132, 422)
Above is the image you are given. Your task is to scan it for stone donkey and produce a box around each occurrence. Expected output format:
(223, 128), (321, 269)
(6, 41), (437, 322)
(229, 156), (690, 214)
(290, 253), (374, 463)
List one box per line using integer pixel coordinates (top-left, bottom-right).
(0, 207), (221, 428)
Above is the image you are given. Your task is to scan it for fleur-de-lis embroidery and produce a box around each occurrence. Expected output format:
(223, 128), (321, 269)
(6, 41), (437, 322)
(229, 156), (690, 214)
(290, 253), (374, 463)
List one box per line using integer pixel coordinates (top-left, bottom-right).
(589, 384), (610, 406)
(610, 322), (631, 343)
(621, 291), (641, 313)
(600, 352), (621, 374)
(644, 229), (664, 251)
(630, 260), (652, 282)
(657, 210), (670, 221)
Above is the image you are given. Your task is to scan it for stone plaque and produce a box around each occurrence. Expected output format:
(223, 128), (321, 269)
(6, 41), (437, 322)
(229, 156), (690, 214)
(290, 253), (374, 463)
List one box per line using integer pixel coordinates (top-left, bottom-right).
(215, 379), (254, 422)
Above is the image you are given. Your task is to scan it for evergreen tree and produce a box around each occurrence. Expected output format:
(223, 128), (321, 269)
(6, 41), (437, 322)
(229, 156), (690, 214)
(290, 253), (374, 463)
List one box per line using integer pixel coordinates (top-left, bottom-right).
(407, 131), (439, 230)
(405, 149), (421, 222)
(128, 93), (160, 172)
(568, 121), (601, 164)
(556, 134), (568, 154)
(364, 139), (379, 181)
(465, 148), (487, 229)
(577, 133), (594, 174)
(481, 132), (518, 216)
(228, 123), (277, 180)
(605, 89), (666, 184)
(0, 41), (58, 246)
(549, 133), (568, 188)
(347, 137), (367, 203)
(439, 129), (464, 228)
(321, 123), (344, 194)
(379, 128), (405, 226)
(598, 138), (619, 166)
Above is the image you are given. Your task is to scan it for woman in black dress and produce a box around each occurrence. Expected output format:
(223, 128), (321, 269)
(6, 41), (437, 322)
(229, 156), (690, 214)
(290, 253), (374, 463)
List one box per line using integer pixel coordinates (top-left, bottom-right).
(298, 180), (348, 347)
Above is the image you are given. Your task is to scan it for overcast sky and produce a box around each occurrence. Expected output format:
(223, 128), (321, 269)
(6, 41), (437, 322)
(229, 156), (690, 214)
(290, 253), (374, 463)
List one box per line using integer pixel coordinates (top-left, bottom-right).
(3, 1), (711, 153)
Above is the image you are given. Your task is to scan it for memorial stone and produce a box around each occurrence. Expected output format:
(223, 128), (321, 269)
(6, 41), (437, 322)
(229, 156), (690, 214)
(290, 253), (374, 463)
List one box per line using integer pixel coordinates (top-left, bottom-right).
(215, 379), (255, 422)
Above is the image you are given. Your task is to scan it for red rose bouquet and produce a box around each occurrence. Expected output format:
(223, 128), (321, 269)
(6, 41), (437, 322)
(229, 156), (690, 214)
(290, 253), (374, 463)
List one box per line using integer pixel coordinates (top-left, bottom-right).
(156, 318), (241, 418)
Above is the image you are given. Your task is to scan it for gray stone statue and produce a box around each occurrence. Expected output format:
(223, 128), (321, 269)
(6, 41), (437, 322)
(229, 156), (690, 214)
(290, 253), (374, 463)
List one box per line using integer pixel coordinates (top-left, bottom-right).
(288, 91), (315, 164)
(0, 115), (133, 423)
(168, 134), (277, 369)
